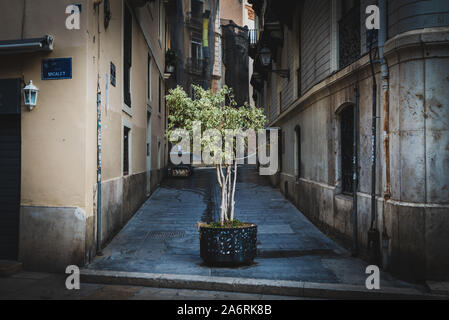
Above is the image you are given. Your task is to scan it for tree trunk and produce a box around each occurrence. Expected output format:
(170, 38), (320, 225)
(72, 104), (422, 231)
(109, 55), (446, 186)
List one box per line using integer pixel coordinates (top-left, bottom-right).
(217, 163), (240, 225)
(230, 161), (238, 221)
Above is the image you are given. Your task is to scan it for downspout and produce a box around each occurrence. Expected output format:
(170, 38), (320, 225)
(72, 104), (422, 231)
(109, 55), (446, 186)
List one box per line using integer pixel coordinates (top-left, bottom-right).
(367, 0), (390, 266)
(379, 0), (390, 268)
(352, 84), (359, 256)
(95, 1), (103, 256)
(368, 18), (380, 266)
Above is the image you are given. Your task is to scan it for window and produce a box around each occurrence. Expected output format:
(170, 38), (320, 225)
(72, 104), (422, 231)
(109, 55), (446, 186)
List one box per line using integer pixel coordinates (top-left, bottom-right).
(191, 0), (203, 19)
(158, 76), (162, 114)
(148, 54), (152, 102)
(338, 0), (360, 68)
(147, 0), (155, 19)
(124, 4), (132, 107)
(294, 126), (301, 177)
(188, 38), (204, 75)
(282, 130), (285, 155)
(123, 126), (131, 176)
(146, 112), (152, 171)
(278, 128), (283, 172)
(191, 39), (203, 60)
(165, 20), (171, 51)
(296, 16), (301, 98)
(158, 0), (163, 43)
(340, 105), (355, 194)
(157, 141), (161, 169)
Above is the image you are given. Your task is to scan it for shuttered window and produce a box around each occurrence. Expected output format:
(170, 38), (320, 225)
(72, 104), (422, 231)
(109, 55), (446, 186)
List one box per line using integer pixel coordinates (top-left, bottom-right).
(341, 105), (354, 194)
(123, 126), (131, 176)
(124, 5), (132, 107)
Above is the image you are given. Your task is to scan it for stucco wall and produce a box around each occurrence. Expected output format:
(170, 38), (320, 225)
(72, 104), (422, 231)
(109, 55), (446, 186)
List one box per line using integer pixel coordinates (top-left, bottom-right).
(0, 0), (89, 212)
(0, 0), (168, 271)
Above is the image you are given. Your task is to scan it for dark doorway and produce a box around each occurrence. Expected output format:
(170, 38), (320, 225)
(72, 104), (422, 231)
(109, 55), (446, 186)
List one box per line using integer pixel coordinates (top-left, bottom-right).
(295, 126), (301, 178)
(0, 79), (22, 260)
(340, 105), (354, 195)
(123, 126), (130, 176)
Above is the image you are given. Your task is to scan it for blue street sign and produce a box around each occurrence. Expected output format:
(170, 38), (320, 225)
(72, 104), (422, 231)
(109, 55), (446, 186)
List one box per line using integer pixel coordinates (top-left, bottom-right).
(42, 58), (72, 80)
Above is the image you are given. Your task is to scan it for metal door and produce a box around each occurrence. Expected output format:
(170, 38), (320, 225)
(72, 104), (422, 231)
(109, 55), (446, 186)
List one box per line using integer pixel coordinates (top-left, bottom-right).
(0, 78), (21, 260)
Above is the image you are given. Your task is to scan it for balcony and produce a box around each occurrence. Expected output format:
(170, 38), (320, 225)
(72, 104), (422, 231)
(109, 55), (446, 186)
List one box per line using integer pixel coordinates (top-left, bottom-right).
(185, 11), (203, 31)
(186, 57), (205, 75)
(248, 29), (258, 59)
(249, 29), (259, 46)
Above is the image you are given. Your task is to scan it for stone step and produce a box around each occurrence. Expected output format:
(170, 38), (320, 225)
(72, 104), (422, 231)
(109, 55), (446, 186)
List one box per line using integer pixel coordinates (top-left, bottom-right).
(80, 269), (445, 300)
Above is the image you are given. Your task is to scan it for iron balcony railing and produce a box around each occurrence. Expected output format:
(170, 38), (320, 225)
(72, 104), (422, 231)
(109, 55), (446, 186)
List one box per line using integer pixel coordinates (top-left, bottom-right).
(185, 11), (203, 30)
(248, 29), (258, 46)
(186, 57), (205, 75)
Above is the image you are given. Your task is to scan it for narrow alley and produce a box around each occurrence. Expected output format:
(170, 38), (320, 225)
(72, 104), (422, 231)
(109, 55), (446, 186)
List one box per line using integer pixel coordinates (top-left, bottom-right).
(84, 166), (419, 294)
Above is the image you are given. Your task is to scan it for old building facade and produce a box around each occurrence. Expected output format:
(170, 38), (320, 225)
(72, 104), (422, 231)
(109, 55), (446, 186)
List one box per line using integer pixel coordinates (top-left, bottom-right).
(250, 0), (449, 282)
(0, 0), (169, 272)
(220, 0), (255, 105)
(167, 0), (222, 95)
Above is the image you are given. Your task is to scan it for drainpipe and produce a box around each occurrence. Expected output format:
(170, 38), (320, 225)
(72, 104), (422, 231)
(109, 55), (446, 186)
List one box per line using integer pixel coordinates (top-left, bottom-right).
(96, 88), (102, 256)
(367, 0), (390, 266)
(95, 2), (103, 256)
(368, 21), (380, 266)
(352, 84), (359, 256)
(379, 0), (390, 268)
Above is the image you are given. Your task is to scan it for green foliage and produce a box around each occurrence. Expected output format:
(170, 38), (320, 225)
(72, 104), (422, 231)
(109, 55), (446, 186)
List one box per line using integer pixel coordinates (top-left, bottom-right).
(166, 85), (266, 161)
(165, 49), (178, 66)
(206, 219), (246, 229)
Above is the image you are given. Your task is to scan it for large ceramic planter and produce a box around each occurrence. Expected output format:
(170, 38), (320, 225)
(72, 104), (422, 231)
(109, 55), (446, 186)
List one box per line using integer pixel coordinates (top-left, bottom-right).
(199, 224), (257, 267)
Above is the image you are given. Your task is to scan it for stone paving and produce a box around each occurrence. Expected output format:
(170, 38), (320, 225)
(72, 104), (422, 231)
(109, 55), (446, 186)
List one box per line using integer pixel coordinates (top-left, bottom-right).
(86, 166), (417, 289)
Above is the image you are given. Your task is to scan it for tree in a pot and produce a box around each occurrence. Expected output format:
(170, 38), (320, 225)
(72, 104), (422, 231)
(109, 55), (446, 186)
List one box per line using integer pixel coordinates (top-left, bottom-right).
(166, 85), (266, 267)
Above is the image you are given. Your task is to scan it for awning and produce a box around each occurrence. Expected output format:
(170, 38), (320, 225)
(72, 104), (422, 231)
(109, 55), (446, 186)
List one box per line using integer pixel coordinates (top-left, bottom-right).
(0, 35), (53, 54)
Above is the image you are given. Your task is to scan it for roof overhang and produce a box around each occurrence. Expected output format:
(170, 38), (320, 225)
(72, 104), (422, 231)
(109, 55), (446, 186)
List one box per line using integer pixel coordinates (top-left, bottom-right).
(0, 35), (54, 55)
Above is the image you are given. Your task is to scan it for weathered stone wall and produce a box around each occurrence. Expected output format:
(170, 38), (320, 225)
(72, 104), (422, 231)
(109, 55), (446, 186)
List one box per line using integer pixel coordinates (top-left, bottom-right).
(18, 169), (163, 273)
(19, 207), (87, 273)
(383, 28), (449, 281)
(272, 28), (449, 282)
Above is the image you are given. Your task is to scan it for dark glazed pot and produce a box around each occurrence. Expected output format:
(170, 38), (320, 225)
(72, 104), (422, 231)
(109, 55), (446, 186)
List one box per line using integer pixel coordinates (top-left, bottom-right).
(199, 224), (257, 267)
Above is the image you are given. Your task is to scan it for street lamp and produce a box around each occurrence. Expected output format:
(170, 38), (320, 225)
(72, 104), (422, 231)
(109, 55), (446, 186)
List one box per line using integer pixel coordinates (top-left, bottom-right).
(23, 80), (39, 110)
(259, 47), (272, 67)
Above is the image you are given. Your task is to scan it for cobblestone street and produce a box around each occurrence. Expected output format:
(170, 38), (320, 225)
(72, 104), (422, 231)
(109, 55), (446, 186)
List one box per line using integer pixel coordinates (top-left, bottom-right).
(85, 167), (417, 290)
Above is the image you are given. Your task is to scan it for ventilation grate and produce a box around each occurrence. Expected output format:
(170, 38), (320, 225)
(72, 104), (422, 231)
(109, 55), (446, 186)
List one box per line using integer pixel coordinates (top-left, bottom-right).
(147, 231), (185, 240)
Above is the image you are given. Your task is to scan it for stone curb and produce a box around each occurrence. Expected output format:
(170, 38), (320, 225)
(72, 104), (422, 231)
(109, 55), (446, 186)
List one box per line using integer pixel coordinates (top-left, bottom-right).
(80, 269), (447, 300)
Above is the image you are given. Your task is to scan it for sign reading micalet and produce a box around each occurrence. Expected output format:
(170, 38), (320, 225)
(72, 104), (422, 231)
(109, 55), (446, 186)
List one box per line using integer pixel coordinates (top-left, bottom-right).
(42, 58), (72, 80)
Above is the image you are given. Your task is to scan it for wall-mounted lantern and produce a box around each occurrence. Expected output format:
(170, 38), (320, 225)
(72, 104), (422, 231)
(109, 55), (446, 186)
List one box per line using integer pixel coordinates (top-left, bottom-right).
(23, 80), (39, 110)
(259, 47), (272, 67)
(258, 47), (290, 80)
